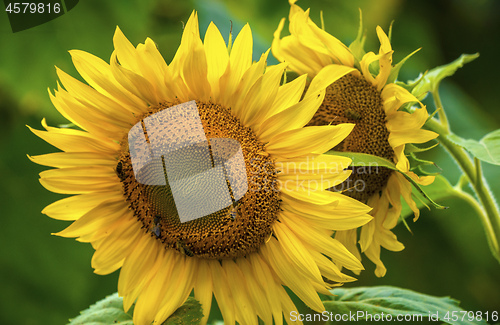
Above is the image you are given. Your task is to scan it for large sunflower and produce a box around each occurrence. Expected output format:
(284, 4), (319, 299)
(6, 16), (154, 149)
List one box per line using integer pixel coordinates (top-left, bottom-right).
(29, 12), (373, 325)
(273, 0), (438, 277)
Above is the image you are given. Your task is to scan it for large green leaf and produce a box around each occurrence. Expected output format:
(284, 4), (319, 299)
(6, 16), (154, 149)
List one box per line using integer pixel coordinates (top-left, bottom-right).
(327, 151), (446, 210)
(68, 294), (203, 325)
(448, 129), (500, 165)
(68, 293), (133, 325)
(163, 297), (204, 325)
(323, 286), (488, 325)
(411, 53), (479, 98)
(327, 151), (399, 171)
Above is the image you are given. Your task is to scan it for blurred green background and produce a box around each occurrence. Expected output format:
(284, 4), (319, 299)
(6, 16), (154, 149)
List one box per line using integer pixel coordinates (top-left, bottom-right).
(1, 0), (499, 324)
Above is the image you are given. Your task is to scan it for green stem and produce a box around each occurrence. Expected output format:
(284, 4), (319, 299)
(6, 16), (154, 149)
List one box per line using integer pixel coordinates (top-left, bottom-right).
(455, 174), (469, 190)
(426, 117), (500, 263)
(431, 87), (450, 133)
(453, 185), (500, 262)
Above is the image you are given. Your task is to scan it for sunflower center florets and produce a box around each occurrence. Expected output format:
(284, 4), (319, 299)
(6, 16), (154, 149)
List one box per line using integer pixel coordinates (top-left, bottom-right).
(307, 74), (394, 202)
(117, 101), (280, 259)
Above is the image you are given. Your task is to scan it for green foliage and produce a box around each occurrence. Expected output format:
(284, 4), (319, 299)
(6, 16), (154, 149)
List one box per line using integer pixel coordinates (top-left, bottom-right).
(348, 9), (366, 66)
(68, 294), (203, 325)
(328, 151), (446, 210)
(327, 151), (399, 170)
(2, 1), (499, 324)
(324, 286), (488, 325)
(68, 293), (133, 325)
(387, 48), (421, 84)
(401, 175), (456, 219)
(411, 53), (480, 98)
(163, 298), (204, 325)
(448, 129), (500, 165)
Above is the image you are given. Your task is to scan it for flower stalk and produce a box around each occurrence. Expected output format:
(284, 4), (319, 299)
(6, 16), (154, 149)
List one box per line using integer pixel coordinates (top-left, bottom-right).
(426, 92), (500, 263)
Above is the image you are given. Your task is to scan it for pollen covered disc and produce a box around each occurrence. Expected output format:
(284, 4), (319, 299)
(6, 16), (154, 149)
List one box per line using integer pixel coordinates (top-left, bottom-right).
(118, 101), (280, 259)
(308, 74), (395, 202)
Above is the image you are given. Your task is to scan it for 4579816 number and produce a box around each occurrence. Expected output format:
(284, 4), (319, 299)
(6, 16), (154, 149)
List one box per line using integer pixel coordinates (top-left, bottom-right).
(443, 310), (498, 323)
(5, 2), (61, 14)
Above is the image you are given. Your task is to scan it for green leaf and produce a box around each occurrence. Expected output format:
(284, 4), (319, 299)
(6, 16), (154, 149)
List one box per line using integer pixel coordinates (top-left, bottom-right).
(327, 151), (397, 170)
(408, 153), (442, 176)
(448, 129), (500, 165)
(411, 53), (479, 99)
(68, 293), (133, 325)
(163, 297), (204, 325)
(348, 9), (366, 67)
(401, 175), (456, 219)
(404, 142), (439, 154)
(323, 286), (488, 325)
(327, 151), (447, 210)
(387, 48), (421, 84)
(69, 294), (203, 325)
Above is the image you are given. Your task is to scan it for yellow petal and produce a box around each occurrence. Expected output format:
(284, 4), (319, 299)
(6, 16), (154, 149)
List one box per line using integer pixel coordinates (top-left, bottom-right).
(389, 129), (439, 148)
(222, 260), (258, 325)
(262, 238), (325, 312)
(39, 166), (115, 178)
(381, 83), (420, 115)
(364, 241), (387, 277)
(28, 152), (116, 168)
(395, 172), (420, 219)
(145, 252), (194, 325)
(182, 37), (211, 101)
(334, 229), (362, 262)
(39, 166), (117, 194)
(92, 217), (143, 274)
(257, 90), (324, 142)
(275, 34), (326, 77)
(132, 251), (175, 325)
(266, 74), (307, 120)
(56, 67), (135, 123)
(29, 120), (119, 153)
(236, 258), (274, 325)
(271, 18), (287, 65)
(110, 52), (160, 105)
(118, 235), (161, 296)
(279, 213), (364, 271)
(266, 124), (354, 158)
(386, 107), (428, 132)
(281, 197), (372, 231)
(113, 26), (140, 72)
(135, 38), (172, 101)
(194, 260), (213, 325)
(289, 5), (354, 67)
(240, 63), (287, 128)
(377, 26), (392, 54)
(305, 64), (356, 98)
(54, 200), (128, 238)
(276, 154), (351, 176)
(374, 26), (393, 89)
(204, 22), (229, 101)
(273, 222), (324, 283)
(49, 86), (127, 138)
(231, 50), (269, 116)
(359, 51), (378, 85)
(42, 188), (122, 220)
(69, 49), (146, 112)
(308, 249), (357, 283)
(209, 261), (235, 325)
(219, 24), (253, 107)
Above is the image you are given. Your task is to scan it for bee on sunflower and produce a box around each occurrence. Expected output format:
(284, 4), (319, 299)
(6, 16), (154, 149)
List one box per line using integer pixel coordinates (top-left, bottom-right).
(29, 11), (374, 325)
(273, 0), (439, 277)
